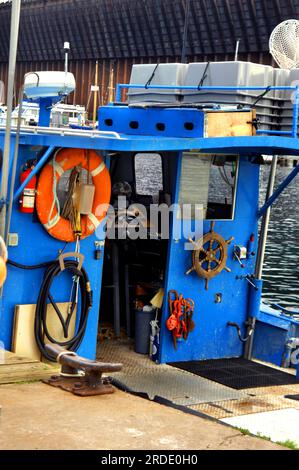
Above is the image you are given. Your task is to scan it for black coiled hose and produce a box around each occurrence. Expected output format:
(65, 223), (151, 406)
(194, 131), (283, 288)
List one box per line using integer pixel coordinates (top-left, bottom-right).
(8, 258), (92, 362)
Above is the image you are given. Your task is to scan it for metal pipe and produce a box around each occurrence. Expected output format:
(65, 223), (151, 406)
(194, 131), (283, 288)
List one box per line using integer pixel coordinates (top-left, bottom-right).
(256, 156), (278, 279)
(258, 164), (299, 218)
(64, 42), (70, 87)
(93, 61), (99, 125)
(292, 86), (299, 138)
(244, 156), (278, 360)
(13, 146), (55, 202)
(256, 130), (292, 136)
(234, 39), (240, 61)
(5, 86), (24, 244)
(0, 0), (21, 239)
(0, 125), (122, 139)
(116, 84), (297, 91)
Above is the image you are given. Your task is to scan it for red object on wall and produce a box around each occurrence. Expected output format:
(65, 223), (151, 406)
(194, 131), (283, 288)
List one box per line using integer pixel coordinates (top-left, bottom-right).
(19, 162), (37, 214)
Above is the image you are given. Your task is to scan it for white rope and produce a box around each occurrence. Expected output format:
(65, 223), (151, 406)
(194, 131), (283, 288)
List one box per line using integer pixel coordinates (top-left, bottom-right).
(48, 149), (62, 228)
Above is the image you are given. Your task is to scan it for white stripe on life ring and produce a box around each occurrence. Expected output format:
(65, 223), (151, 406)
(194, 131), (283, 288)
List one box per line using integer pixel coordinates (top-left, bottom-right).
(44, 213), (61, 230)
(87, 212), (100, 229)
(91, 162), (105, 177)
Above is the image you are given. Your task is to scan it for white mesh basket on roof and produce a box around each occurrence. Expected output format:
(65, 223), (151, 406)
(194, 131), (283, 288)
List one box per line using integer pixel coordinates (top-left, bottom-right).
(270, 19), (299, 69)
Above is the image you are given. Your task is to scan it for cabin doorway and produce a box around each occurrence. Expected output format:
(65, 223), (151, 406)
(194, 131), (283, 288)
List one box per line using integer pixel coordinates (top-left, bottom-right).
(97, 151), (177, 363)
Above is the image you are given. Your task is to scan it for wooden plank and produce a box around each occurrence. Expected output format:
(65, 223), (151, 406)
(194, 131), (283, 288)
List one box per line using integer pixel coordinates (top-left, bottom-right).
(0, 357), (59, 385)
(12, 303), (77, 363)
(3, 351), (39, 365)
(206, 111), (254, 138)
(12, 305), (42, 361)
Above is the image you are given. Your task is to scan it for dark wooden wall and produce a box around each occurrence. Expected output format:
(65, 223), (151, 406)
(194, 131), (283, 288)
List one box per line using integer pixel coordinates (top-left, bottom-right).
(0, 0), (297, 114)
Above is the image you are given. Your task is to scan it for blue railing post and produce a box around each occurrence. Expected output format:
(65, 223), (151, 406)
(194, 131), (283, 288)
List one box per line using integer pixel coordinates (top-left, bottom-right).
(292, 85), (299, 138)
(116, 84), (122, 102)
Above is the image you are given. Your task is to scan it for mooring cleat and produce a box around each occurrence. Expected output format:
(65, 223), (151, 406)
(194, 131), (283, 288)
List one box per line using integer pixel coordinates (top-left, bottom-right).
(43, 344), (123, 397)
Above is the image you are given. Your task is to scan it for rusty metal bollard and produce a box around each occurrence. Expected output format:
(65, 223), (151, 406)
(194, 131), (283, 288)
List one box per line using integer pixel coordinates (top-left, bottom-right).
(44, 344), (123, 397)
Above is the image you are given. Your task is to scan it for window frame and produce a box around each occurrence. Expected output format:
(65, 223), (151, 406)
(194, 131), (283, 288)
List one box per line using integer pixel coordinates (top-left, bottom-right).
(178, 153), (239, 221)
(134, 152), (164, 197)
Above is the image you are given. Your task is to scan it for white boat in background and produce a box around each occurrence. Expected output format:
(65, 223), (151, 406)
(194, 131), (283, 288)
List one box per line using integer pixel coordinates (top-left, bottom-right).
(51, 103), (87, 127)
(0, 105), (7, 125)
(0, 101), (87, 127)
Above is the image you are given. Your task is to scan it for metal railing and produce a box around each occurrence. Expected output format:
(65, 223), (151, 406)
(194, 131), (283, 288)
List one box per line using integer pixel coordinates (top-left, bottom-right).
(116, 84), (299, 138)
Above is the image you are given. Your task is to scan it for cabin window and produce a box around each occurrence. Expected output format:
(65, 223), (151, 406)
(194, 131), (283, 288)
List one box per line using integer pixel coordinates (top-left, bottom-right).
(134, 153), (163, 197)
(179, 153), (238, 220)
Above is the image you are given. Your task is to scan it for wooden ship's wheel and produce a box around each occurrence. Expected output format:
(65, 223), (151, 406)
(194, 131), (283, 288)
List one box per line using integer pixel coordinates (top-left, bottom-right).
(186, 222), (234, 290)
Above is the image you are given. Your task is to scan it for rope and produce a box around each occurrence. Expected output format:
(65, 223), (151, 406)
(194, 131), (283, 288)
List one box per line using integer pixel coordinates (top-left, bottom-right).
(34, 259), (92, 362)
(145, 63), (159, 89)
(61, 166), (81, 234)
(48, 149), (62, 228)
(198, 62), (210, 90)
(251, 86), (272, 107)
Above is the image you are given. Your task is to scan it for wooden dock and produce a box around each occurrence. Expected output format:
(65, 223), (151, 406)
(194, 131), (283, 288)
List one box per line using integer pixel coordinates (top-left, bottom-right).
(0, 350), (58, 385)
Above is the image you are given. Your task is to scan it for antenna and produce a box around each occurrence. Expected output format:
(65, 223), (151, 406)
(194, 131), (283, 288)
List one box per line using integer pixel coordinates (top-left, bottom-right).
(181, 0), (191, 63)
(64, 41), (70, 91)
(269, 19), (299, 69)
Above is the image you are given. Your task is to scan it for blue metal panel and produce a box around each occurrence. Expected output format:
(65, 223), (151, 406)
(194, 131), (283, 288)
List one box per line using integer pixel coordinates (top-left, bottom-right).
(253, 322), (289, 367)
(2, 122), (299, 157)
(0, 141), (106, 360)
(159, 156), (260, 363)
(116, 83), (299, 138)
(252, 306), (299, 366)
(7, 131), (299, 156)
(98, 106), (205, 138)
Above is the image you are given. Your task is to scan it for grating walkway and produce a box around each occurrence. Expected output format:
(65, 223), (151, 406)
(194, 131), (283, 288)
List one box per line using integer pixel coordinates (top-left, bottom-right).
(97, 339), (244, 406)
(97, 339), (299, 421)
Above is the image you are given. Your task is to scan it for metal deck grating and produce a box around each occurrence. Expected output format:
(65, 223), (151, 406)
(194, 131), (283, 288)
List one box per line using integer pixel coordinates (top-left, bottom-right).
(97, 339), (299, 420)
(97, 339), (244, 406)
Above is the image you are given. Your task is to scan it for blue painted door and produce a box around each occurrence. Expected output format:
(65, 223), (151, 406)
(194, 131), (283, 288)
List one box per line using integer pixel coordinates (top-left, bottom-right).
(159, 154), (260, 363)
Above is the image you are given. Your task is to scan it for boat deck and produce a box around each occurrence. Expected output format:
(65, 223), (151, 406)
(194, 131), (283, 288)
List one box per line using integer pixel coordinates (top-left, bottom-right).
(97, 339), (299, 439)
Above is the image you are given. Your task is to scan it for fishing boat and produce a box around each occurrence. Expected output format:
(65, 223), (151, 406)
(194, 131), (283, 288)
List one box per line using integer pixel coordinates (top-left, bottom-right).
(0, 101), (88, 128)
(0, 5), (299, 450)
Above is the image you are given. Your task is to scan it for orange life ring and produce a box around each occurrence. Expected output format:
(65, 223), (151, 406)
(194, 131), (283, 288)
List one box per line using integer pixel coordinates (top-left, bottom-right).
(36, 148), (111, 242)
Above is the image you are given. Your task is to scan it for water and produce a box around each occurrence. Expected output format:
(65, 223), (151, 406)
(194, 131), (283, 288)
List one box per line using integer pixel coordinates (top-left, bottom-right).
(260, 165), (299, 308)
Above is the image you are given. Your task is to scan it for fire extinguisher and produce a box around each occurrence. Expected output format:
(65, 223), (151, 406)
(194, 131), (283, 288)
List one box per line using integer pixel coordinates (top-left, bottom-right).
(19, 160), (37, 214)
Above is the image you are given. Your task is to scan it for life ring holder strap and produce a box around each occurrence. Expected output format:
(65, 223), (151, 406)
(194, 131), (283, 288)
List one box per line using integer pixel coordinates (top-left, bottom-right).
(59, 252), (85, 272)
